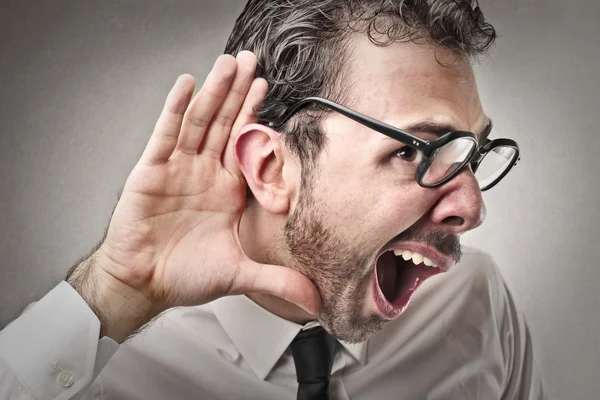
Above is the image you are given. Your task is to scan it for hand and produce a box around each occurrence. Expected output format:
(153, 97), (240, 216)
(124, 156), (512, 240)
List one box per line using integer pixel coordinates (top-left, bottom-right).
(70, 52), (320, 342)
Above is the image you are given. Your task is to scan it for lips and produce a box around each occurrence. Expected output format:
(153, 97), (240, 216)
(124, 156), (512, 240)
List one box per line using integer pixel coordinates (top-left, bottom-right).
(372, 243), (452, 319)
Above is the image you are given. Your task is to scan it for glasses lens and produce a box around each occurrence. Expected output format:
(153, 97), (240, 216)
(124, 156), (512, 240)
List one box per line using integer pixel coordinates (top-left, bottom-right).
(422, 137), (476, 185)
(475, 145), (517, 189)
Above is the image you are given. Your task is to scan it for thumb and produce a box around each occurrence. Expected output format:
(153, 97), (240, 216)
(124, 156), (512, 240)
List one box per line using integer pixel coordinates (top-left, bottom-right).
(230, 258), (322, 315)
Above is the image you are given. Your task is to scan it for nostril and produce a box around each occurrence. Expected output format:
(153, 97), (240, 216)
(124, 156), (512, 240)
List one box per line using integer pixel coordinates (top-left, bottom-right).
(442, 216), (464, 227)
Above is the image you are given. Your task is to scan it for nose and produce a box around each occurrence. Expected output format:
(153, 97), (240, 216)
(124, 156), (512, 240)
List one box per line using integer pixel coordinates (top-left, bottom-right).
(427, 167), (486, 234)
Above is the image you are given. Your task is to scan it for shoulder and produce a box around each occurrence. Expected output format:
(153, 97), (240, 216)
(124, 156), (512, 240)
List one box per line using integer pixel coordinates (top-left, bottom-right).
(456, 247), (517, 324)
(97, 303), (234, 398)
(456, 246), (502, 280)
(450, 246), (507, 306)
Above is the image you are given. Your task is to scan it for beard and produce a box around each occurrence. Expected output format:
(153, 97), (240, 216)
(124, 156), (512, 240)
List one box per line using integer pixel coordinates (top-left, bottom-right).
(282, 178), (386, 343)
(282, 174), (463, 344)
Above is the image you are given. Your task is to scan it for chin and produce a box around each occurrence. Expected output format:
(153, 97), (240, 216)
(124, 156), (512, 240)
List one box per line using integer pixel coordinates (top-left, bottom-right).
(315, 279), (388, 343)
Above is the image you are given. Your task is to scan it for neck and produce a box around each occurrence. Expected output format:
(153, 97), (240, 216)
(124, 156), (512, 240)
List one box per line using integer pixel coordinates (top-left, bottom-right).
(240, 202), (316, 324)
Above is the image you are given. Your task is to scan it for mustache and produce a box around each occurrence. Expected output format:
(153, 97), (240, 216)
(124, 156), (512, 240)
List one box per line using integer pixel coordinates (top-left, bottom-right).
(391, 226), (462, 263)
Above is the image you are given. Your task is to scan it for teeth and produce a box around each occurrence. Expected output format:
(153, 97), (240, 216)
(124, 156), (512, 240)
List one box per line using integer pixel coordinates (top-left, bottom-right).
(412, 253), (424, 265)
(391, 249), (437, 268)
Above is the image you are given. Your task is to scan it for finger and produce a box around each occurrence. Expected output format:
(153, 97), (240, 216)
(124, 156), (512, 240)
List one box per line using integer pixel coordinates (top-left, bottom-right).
(222, 77), (269, 174)
(230, 259), (322, 315)
(200, 51), (258, 158)
(174, 55), (237, 156)
(140, 74), (195, 165)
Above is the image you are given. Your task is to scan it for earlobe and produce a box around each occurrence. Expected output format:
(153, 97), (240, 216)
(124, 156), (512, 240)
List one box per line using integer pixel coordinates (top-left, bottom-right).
(234, 123), (291, 214)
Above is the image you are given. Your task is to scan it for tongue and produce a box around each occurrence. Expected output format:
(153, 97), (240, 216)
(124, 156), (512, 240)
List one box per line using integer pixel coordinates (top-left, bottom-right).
(395, 259), (434, 298)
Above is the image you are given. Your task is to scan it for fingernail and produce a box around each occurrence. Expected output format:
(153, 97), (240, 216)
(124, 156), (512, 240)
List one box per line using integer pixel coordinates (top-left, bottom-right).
(236, 50), (254, 60)
(176, 74), (189, 84)
(215, 54), (232, 66)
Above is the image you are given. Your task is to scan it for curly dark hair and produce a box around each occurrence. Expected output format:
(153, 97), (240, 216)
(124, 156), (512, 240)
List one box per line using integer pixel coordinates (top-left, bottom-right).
(224, 0), (496, 188)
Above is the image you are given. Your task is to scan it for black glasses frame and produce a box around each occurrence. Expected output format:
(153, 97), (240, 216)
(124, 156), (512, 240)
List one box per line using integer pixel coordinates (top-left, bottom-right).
(269, 97), (519, 191)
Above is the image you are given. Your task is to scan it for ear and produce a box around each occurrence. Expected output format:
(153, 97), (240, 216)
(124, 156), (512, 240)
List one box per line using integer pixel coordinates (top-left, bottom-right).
(234, 123), (293, 214)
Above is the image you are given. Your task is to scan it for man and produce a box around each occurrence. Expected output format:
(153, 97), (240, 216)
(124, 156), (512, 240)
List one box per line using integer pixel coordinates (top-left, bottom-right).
(0, 0), (545, 399)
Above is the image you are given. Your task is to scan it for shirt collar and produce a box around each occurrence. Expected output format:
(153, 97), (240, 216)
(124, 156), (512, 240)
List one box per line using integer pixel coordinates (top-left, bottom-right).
(211, 295), (368, 380)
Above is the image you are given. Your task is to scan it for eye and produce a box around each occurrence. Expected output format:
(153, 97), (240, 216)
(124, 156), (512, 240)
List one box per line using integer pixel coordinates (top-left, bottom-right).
(395, 146), (422, 164)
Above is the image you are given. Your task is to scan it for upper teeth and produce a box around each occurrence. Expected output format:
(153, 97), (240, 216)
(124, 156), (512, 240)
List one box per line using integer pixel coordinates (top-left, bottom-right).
(393, 249), (436, 267)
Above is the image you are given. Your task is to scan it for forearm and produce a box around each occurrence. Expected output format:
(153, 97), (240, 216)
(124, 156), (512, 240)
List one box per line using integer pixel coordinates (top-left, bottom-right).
(66, 250), (159, 343)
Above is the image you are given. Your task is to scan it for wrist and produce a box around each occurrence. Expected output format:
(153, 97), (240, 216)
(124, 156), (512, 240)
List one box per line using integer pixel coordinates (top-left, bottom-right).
(67, 251), (162, 343)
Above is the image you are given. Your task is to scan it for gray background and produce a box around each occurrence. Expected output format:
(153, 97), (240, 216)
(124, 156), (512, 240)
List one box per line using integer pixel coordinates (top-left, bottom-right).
(0, 0), (598, 398)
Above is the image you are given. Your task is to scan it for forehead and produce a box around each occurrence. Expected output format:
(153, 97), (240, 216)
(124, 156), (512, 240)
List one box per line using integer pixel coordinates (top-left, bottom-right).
(340, 35), (486, 132)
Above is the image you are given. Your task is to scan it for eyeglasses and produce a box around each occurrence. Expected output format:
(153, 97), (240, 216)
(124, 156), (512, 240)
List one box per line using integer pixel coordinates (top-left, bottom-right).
(269, 97), (520, 191)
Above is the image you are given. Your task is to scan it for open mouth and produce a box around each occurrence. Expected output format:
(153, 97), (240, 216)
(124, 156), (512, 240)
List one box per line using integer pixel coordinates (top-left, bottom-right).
(373, 248), (445, 319)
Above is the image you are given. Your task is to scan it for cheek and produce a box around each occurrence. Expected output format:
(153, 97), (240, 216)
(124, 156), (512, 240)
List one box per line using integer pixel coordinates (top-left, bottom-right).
(313, 141), (436, 237)
(372, 185), (435, 228)
(314, 170), (433, 242)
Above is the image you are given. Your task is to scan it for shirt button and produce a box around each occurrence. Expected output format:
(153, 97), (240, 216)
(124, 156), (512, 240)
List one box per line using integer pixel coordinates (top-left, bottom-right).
(58, 371), (74, 388)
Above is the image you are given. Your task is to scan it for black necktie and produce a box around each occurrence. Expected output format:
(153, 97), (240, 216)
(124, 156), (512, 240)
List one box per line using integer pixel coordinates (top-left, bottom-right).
(290, 326), (337, 400)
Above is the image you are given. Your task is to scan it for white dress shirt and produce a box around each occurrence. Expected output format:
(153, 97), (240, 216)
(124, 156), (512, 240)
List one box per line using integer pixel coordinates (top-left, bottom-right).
(0, 247), (547, 399)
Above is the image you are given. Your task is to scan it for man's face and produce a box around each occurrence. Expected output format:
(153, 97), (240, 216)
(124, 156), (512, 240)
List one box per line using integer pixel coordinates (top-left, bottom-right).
(282, 36), (489, 343)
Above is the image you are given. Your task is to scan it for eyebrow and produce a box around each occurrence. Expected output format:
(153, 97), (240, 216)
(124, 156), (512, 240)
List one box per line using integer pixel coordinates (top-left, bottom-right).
(402, 119), (494, 142)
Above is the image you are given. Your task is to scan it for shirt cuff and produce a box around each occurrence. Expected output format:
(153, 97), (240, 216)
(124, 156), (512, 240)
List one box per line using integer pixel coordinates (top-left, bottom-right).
(0, 281), (119, 400)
